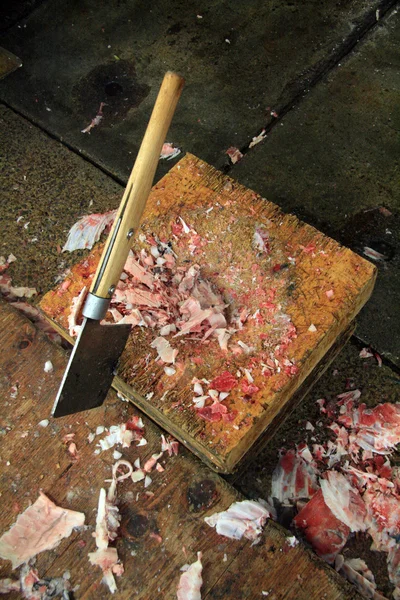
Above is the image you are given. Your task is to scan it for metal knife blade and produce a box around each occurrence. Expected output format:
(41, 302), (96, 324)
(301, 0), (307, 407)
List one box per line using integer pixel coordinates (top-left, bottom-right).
(52, 318), (131, 417)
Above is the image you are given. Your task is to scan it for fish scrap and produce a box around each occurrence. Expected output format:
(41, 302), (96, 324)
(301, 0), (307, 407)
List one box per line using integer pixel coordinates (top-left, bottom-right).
(270, 387), (400, 599)
(335, 555), (388, 600)
(63, 210), (117, 252)
(88, 484), (123, 594)
(7, 301), (61, 344)
(226, 147), (243, 164)
(93, 415), (145, 453)
(160, 434), (179, 456)
(90, 437), (179, 594)
(81, 102), (106, 134)
(159, 142), (181, 160)
(66, 237), (230, 360)
(88, 459), (133, 594)
(0, 254), (37, 300)
(0, 565), (72, 599)
(205, 499), (272, 543)
(177, 552), (203, 600)
(271, 446), (319, 504)
(0, 253), (16, 273)
(0, 492), (85, 569)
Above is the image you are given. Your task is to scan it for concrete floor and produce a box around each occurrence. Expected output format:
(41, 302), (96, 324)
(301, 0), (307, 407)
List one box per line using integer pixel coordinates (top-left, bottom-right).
(1, 0), (399, 596)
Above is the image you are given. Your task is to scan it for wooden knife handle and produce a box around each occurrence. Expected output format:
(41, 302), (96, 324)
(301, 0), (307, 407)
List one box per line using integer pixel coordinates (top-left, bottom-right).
(89, 71), (184, 300)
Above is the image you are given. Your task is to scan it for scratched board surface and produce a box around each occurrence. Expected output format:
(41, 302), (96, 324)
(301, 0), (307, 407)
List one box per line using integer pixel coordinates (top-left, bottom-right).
(40, 154), (376, 472)
(0, 300), (361, 599)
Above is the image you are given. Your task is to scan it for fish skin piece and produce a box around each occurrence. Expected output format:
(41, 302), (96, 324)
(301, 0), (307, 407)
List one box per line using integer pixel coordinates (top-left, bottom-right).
(0, 491), (85, 568)
(114, 287), (162, 308)
(62, 210), (116, 252)
(205, 499), (270, 542)
(124, 256), (154, 289)
(161, 434), (179, 456)
(335, 555), (388, 600)
(160, 142), (181, 160)
(150, 336), (178, 364)
(320, 471), (367, 532)
(177, 552), (203, 600)
(363, 486), (400, 552)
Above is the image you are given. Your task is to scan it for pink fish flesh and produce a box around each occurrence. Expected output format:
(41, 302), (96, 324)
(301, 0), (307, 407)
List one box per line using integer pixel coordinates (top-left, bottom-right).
(293, 489), (350, 564)
(143, 452), (164, 473)
(177, 552), (203, 600)
(209, 371), (237, 393)
(0, 492), (85, 568)
(205, 499), (271, 542)
(197, 400), (228, 423)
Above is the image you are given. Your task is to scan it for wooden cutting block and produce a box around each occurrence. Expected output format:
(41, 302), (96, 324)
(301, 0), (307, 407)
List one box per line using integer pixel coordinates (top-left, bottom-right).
(40, 153), (376, 473)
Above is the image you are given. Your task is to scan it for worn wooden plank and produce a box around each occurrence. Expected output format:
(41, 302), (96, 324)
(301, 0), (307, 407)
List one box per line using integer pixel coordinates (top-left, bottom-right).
(0, 301), (244, 598)
(205, 521), (362, 600)
(39, 153), (376, 472)
(0, 300), (360, 599)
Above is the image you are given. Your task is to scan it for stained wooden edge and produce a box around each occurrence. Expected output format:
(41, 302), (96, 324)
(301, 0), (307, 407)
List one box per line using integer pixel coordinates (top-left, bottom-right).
(225, 321), (356, 480)
(37, 309), (357, 474)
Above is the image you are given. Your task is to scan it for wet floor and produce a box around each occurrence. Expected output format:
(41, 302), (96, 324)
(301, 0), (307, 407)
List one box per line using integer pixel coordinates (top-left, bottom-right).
(1, 0), (399, 597)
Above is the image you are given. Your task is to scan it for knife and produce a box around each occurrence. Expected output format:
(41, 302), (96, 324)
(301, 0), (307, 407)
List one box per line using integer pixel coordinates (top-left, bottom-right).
(52, 71), (184, 417)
